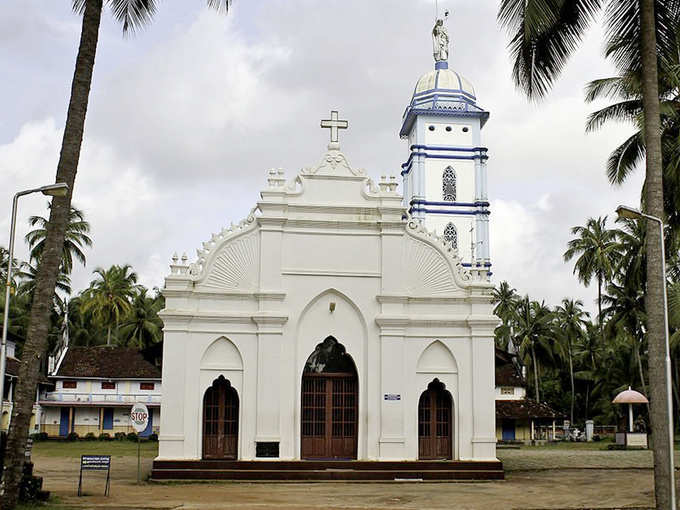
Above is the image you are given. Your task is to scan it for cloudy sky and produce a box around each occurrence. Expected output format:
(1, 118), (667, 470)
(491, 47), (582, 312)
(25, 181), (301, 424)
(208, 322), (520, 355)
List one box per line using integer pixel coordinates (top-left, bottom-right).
(0, 0), (643, 314)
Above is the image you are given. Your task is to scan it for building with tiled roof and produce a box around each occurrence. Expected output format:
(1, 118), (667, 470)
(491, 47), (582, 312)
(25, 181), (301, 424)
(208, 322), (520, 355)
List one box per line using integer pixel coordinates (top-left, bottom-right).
(1, 332), (52, 434)
(494, 348), (561, 443)
(39, 343), (162, 438)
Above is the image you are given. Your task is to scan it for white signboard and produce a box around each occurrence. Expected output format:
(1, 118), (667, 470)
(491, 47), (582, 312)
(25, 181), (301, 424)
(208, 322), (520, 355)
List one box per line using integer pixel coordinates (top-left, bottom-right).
(129, 403), (149, 433)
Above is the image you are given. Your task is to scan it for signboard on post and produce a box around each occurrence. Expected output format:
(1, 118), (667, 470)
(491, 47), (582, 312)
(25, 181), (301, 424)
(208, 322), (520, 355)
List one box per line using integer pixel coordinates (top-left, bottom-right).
(130, 403), (149, 433)
(78, 455), (111, 496)
(129, 403), (149, 484)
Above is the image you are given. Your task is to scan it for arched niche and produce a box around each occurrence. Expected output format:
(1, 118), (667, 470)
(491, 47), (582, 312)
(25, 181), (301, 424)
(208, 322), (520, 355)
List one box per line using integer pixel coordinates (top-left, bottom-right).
(200, 336), (243, 371)
(417, 340), (458, 374)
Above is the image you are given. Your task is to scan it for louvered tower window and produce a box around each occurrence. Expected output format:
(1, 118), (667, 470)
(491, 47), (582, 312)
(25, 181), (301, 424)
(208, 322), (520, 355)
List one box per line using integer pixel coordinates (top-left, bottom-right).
(442, 167), (456, 202)
(443, 223), (457, 249)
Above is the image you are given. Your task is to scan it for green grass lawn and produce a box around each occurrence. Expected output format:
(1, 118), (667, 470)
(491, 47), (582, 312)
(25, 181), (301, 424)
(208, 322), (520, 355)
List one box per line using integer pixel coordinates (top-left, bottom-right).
(31, 439), (159, 458)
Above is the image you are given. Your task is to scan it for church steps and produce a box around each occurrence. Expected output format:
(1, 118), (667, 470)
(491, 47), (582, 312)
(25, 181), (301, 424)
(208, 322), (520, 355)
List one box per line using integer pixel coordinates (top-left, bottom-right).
(151, 460), (504, 481)
(153, 460), (502, 470)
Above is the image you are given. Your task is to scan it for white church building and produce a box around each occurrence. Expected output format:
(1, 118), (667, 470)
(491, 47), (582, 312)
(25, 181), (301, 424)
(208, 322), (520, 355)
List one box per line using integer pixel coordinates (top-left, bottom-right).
(153, 17), (500, 480)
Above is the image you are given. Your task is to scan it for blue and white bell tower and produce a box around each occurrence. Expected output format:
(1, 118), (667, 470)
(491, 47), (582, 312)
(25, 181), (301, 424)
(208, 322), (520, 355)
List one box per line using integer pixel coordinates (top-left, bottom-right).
(401, 15), (491, 268)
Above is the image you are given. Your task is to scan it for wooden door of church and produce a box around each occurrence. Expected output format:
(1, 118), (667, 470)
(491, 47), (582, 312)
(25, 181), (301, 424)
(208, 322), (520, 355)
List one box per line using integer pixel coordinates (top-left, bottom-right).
(203, 377), (239, 460)
(418, 381), (453, 460)
(301, 373), (357, 459)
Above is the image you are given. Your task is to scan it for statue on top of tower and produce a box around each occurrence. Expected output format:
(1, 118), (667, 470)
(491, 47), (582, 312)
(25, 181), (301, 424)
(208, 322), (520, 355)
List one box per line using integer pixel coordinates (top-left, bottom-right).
(432, 11), (450, 62)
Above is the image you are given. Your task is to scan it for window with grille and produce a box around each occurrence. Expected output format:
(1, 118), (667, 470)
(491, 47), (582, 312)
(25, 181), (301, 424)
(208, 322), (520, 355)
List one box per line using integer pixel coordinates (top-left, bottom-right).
(101, 382), (115, 390)
(62, 381), (76, 389)
(442, 167), (456, 202)
(443, 223), (457, 249)
(140, 383), (155, 390)
(501, 387), (514, 395)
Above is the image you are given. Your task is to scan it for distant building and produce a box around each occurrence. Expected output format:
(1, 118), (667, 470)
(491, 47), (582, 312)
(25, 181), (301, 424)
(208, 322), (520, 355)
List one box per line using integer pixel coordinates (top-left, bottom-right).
(40, 345), (161, 437)
(494, 348), (560, 442)
(1, 332), (50, 434)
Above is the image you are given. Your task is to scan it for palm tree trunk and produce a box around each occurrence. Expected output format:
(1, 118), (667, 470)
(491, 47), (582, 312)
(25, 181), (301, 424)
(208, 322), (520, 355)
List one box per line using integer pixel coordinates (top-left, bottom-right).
(0, 1), (103, 507)
(640, 1), (672, 508)
(531, 342), (540, 403)
(568, 340), (575, 426)
(635, 338), (648, 396)
(107, 324), (111, 346)
(597, 276), (603, 335)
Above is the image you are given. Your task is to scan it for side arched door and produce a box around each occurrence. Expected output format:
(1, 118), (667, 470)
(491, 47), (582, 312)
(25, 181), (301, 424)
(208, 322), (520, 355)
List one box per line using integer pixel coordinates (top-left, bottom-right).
(203, 376), (239, 460)
(418, 380), (453, 460)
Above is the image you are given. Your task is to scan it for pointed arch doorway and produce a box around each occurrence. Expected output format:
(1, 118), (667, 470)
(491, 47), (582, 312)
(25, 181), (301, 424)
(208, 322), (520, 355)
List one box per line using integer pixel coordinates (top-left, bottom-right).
(202, 376), (239, 460)
(301, 336), (358, 460)
(418, 379), (453, 460)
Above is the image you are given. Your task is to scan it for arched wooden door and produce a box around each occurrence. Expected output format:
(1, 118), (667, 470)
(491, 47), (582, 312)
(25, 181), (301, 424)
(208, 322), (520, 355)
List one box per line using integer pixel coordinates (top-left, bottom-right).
(301, 337), (358, 460)
(418, 379), (453, 460)
(203, 376), (239, 460)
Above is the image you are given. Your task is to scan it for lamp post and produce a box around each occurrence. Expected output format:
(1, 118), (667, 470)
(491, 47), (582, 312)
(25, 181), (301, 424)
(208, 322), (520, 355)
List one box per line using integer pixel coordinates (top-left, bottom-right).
(0, 183), (69, 431)
(616, 204), (676, 510)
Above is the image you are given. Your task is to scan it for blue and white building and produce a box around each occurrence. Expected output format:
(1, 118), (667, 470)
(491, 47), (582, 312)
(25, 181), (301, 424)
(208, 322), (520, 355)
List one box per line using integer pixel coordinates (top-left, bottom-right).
(401, 46), (491, 268)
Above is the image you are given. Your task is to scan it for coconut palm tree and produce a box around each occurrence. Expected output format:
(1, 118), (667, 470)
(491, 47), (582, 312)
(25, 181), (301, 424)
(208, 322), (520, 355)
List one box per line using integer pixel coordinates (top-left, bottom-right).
(514, 296), (556, 403)
(81, 265), (139, 346)
(118, 288), (163, 349)
(564, 217), (619, 327)
(24, 204), (92, 275)
(555, 298), (590, 425)
(492, 281), (519, 351)
(2, 2), (232, 504)
(498, 1), (679, 503)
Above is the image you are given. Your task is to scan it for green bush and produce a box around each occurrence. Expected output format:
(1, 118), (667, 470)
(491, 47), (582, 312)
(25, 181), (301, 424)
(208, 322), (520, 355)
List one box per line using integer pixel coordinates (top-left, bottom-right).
(98, 432), (112, 441)
(29, 432), (48, 441)
(126, 432), (138, 441)
(84, 432), (97, 441)
(148, 433), (159, 442)
(114, 432), (127, 441)
(65, 432), (79, 442)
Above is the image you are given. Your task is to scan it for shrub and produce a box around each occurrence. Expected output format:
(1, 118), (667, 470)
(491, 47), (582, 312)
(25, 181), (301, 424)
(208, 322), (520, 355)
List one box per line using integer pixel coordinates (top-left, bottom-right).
(126, 432), (138, 441)
(98, 433), (112, 441)
(592, 434), (601, 442)
(148, 433), (159, 442)
(66, 432), (79, 442)
(84, 432), (97, 441)
(114, 432), (127, 441)
(29, 432), (48, 441)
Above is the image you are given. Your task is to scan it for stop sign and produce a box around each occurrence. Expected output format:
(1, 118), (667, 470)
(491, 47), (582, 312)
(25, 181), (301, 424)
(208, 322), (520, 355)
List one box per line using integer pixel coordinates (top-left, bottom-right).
(129, 403), (149, 433)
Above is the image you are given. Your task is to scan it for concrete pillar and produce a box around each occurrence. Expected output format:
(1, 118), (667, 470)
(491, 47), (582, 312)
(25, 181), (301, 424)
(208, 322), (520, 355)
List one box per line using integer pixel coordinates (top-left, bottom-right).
(530, 419), (535, 441)
(585, 420), (594, 441)
(552, 420), (556, 440)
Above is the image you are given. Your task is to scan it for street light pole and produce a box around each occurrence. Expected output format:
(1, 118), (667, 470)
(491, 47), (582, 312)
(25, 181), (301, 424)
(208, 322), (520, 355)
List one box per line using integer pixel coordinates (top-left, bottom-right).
(0, 183), (69, 432)
(617, 204), (676, 510)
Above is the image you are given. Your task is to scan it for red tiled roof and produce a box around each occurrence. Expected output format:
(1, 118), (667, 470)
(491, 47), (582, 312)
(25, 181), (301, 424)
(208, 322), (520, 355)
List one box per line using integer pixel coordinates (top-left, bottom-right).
(495, 349), (525, 387)
(55, 346), (161, 380)
(5, 356), (52, 385)
(496, 399), (561, 419)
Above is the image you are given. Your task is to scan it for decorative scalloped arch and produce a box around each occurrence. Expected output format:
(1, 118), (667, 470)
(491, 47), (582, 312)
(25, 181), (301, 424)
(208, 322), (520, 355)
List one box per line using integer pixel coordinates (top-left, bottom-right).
(201, 337), (243, 371)
(404, 218), (471, 289)
(197, 228), (259, 291)
(417, 340), (458, 374)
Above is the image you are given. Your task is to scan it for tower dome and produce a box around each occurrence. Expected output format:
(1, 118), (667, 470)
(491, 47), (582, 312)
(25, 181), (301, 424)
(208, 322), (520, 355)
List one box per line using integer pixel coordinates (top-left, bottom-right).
(413, 65), (476, 102)
(400, 61), (488, 138)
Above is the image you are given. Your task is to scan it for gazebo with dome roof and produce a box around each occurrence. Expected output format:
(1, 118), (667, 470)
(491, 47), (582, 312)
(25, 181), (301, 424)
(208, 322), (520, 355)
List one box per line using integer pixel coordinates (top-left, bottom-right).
(612, 387), (649, 449)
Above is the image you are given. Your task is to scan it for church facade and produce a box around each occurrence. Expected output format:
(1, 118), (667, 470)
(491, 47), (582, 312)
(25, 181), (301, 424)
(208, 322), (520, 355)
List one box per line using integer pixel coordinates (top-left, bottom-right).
(157, 18), (498, 467)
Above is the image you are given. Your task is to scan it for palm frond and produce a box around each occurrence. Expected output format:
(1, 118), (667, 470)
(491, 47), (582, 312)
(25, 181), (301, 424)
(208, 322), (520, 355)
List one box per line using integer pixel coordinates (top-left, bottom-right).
(107, 0), (158, 34)
(586, 100), (642, 132)
(498, 0), (602, 99)
(605, 132), (645, 185)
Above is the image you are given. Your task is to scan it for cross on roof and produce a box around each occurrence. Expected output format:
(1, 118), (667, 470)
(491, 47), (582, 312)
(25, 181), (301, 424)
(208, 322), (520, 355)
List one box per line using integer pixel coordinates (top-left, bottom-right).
(320, 110), (348, 145)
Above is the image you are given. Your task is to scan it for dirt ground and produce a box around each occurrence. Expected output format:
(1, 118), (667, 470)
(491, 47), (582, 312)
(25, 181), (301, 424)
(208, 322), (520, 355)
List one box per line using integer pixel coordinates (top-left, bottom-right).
(30, 444), (669, 509)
